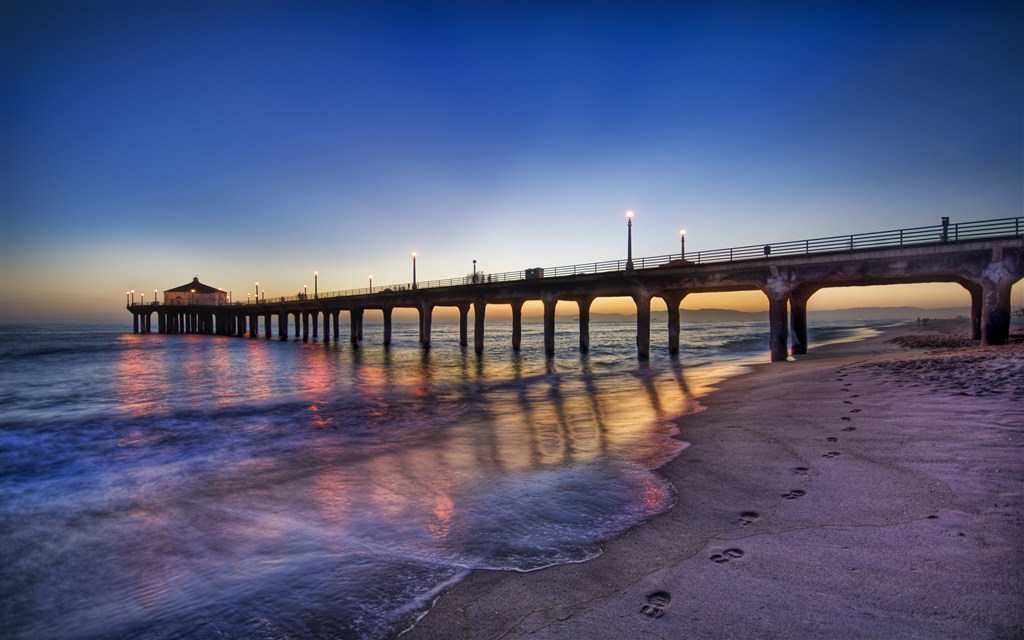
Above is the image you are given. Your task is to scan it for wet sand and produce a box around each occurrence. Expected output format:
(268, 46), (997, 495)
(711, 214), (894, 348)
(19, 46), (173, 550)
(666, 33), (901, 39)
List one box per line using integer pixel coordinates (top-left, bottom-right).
(405, 319), (1024, 639)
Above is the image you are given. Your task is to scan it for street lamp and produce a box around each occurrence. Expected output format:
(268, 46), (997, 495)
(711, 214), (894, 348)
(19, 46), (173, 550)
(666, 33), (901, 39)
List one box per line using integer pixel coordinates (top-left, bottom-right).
(131, 290), (135, 304)
(303, 284), (308, 299)
(126, 291), (130, 306)
(625, 210), (635, 271)
(255, 282), (259, 302)
(154, 290), (158, 305)
(314, 271), (318, 298)
(412, 252), (417, 290)
(141, 293), (145, 304)
(369, 275), (373, 293)
(473, 259), (477, 283)
(247, 293), (251, 303)
(680, 229), (686, 259)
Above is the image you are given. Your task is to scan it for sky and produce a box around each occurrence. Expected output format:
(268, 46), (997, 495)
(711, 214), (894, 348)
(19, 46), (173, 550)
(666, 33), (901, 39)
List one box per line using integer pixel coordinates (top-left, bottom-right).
(1, 0), (1021, 324)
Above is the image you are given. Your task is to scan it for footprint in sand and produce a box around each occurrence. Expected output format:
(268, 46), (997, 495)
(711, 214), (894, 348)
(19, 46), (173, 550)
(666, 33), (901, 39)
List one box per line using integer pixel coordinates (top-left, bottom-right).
(842, 426), (857, 432)
(792, 466), (810, 476)
(822, 451), (842, 458)
(841, 416), (852, 422)
(826, 437), (838, 442)
(850, 394), (860, 398)
(709, 548), (745, 564)
(843, 382), (852, 387)
(739, 511), (760, 526)
(640, 591), (671, 619)
(849, 408), (862, 413)
(843, 400), (853, 404)
(782, 489), (806, 499)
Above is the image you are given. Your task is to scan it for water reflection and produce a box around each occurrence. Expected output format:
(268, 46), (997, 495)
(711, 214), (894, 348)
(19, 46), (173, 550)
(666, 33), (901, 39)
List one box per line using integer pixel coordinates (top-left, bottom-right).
(5, 325), (710, 639)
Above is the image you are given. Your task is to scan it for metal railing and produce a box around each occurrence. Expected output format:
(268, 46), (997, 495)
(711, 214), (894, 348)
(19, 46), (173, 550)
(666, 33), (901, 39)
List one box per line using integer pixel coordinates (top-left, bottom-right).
(131, 216), (1020, 306)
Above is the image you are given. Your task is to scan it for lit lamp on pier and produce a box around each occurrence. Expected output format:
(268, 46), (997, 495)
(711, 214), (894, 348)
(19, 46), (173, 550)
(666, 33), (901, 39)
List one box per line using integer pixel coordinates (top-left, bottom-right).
(369, 275), (373, 293)
(255, 282), (259, 303)
(126, 290), (130, 306)
(247, 293), (251, 303)
(141, 292), (145, 304)
(412, 252), (417, 290)
(303, 284), (308, 299)
(473, 259), (477, 283)
(131, 290), (135, 304)
(625, 210), (635, 271)
(154, 290), (158, 305)
(680, 229), (686, 259)
(314, 271), (318, 298)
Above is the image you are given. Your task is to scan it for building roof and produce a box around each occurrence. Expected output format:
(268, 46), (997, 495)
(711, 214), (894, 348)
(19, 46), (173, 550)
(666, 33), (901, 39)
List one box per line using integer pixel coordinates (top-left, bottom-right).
(164, 277), (224, 294)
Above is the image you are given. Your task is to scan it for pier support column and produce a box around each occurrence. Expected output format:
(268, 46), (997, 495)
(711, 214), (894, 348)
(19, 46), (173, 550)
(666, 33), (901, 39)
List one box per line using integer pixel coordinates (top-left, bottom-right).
(418, 302), (433, 349)
(332, 311), (340, 342)
(663, 293), (686, 356)
(764, 272), (795, 362)
(511, 300), (524, 351)
(302, 312), (310, 341)
(133, 314), (139, 333)
(963, 282), (983, 340)
(633, 291), (652, 361)
(543, 295), (557, 357)
(264, 314), (272, 340)
(312, 311), (319, 339)
(278, 313), (287, 339)
(577, 297), (593, 354)
(789, 286), (816, 356)
(237, 314), (247, 337)
(458, 303), (471, 347)
(324, 310), (331, 342)
(979, 248), (1021, 345)
(382, 306), (393, 346)
(474, 301), (486, 355)
(350, 308), (364, 344)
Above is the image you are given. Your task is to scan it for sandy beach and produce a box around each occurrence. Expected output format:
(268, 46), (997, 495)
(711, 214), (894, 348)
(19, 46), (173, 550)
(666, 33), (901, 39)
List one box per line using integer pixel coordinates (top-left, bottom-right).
(405, 319), (1024, 639)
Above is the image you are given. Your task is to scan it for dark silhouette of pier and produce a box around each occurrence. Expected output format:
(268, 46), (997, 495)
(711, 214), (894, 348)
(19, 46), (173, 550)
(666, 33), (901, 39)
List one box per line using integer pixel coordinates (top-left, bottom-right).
(128, 217), (1023, 361)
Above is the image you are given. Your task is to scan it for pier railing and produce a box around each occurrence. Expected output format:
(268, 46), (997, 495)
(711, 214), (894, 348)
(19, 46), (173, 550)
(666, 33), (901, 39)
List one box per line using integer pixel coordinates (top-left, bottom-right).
(134, 216), (1022, 305)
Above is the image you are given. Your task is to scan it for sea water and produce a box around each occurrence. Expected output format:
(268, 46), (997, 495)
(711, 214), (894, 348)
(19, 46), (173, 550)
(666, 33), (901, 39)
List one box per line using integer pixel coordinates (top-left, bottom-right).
(0, 319), (876, 639)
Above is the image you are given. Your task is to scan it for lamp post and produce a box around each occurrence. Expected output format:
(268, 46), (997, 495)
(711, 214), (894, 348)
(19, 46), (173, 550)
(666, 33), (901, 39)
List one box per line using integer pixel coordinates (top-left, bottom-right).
(131, 290), (135, 304)
(190, 288), (195, 305)
(412, 252), (417, 290)
(141, 293), (145, 304)
(369, 275), (373, 293)
(625, 210), (635, 271)
(680, 229), (686, 259)
(126, 291), (130, 306)
(314, 271), (318, 298)
(303, 284), (308, 299)
(247, 293), (251, 304)
(154, 290), (158, 305)
(473, 259), (477, 283)
(255, 282), (259, 303)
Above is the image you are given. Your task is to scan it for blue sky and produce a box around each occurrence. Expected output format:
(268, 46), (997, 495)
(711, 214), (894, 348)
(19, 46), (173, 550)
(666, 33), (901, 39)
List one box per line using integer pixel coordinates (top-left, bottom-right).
(2, 1), (1021, 322)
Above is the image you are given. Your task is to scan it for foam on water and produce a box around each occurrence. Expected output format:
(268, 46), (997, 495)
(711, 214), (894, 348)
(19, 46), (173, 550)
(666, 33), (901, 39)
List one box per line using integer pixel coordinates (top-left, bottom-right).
(0, 320), (880, 638)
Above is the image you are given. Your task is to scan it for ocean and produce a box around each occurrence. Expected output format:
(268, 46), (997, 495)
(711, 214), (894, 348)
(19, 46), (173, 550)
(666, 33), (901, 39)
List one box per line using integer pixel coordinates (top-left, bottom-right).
(0, 319), (877, 639)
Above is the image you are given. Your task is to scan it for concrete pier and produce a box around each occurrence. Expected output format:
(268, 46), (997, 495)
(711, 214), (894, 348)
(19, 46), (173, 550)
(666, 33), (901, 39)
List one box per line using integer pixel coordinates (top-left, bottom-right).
(129, 229), (1023, 362)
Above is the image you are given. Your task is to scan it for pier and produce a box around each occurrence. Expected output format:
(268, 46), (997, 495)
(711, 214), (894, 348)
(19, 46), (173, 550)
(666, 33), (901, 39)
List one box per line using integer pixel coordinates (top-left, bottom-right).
(128, 218), (1024, 361)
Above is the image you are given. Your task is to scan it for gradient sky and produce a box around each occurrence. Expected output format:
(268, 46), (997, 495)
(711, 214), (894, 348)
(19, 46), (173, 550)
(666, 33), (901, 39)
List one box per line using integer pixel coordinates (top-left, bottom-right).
(2, 1), (1021, 323)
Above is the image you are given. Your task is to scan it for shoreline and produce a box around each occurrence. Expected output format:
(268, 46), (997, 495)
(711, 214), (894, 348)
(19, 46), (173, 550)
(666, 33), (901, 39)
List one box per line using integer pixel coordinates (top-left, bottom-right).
(404, 319), (1023, 639)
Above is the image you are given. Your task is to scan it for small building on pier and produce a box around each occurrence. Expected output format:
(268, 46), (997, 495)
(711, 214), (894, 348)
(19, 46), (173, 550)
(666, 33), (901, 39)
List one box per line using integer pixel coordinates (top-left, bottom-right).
(163, 277), (227, 305)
